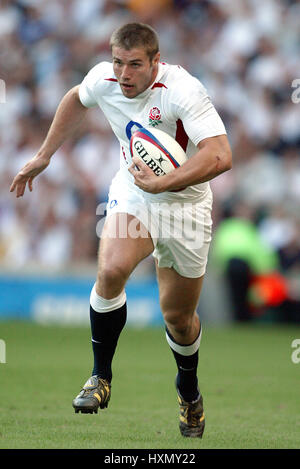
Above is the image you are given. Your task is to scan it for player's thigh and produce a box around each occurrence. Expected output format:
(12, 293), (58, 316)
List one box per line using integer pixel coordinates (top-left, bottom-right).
(97, 212), (154, 295)
(156, 262), (204, 317)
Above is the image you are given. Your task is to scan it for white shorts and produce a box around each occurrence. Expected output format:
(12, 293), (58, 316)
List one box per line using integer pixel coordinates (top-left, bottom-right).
(105, 171), (213, 278)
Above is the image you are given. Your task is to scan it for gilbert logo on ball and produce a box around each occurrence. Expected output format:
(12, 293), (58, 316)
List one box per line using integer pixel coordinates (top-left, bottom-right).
(130, 127), (187, 177)
(148, 107), (162, 127)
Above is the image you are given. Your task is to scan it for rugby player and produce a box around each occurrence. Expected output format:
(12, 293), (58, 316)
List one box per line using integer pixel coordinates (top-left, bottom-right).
(10, 23), (232, 438)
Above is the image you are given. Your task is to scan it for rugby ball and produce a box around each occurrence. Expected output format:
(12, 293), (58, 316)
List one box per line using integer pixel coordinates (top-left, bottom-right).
(130, 127), (187, 176)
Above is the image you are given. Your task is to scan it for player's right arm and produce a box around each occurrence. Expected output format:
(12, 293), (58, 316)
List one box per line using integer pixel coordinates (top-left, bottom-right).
(10, 85), (88, 198)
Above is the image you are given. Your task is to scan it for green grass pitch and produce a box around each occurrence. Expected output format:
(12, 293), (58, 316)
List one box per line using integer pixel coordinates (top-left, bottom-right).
(0, 320), (299, 449)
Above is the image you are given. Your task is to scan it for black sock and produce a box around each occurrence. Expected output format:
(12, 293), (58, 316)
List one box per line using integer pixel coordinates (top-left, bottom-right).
(90, 302), (127, 382)
(166, 327), (200, 402)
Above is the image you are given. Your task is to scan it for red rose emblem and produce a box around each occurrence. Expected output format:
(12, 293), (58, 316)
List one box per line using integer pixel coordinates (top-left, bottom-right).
(149, 107), (161, 121)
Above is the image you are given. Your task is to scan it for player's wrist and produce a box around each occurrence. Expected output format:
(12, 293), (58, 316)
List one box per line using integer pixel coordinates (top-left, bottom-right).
(152, 174), (173, 193)
(35, 147), (53, 163)
(160, 171), (187, 192)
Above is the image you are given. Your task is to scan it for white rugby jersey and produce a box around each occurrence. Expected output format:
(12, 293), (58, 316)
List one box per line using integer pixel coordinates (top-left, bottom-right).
(79, 61), (226, 201)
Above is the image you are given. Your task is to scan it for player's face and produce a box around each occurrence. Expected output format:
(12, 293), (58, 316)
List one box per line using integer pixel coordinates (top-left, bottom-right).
(112, 46), (160, 99)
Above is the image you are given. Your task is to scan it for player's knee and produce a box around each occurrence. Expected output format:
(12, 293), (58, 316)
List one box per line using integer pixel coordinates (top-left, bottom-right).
(96, 264), (129, 296)
(163, 310), (193, 336)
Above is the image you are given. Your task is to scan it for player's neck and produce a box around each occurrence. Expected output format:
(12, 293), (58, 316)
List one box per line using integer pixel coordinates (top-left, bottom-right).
(148, 63), (159, 88)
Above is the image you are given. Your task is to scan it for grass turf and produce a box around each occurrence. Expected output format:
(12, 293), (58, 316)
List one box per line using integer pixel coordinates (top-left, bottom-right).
(0, 320), (299, 449)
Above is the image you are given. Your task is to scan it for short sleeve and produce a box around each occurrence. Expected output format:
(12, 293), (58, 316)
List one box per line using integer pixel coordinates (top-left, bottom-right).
(78, 63), (105, 108)
(167, 76), (227, 145)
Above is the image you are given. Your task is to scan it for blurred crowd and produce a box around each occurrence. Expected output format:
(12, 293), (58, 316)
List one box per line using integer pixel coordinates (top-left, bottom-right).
(0, 0), (300, 316)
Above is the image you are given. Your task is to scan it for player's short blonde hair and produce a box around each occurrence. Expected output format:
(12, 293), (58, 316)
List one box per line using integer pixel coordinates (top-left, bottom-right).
(110, 23), (159, 62)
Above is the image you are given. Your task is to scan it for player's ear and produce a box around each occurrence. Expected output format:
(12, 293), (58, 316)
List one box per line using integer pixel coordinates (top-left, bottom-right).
(152, 51), (160, 66)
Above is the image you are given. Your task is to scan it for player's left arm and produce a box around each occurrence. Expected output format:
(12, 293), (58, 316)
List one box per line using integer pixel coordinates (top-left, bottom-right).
(157, 133), (232, 192)
(129, 133), (232, 193)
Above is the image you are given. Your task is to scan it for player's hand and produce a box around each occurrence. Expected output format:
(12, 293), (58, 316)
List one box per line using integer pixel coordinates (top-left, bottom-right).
(10, 154), (51, 197)
(128, 157), (166, 194)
